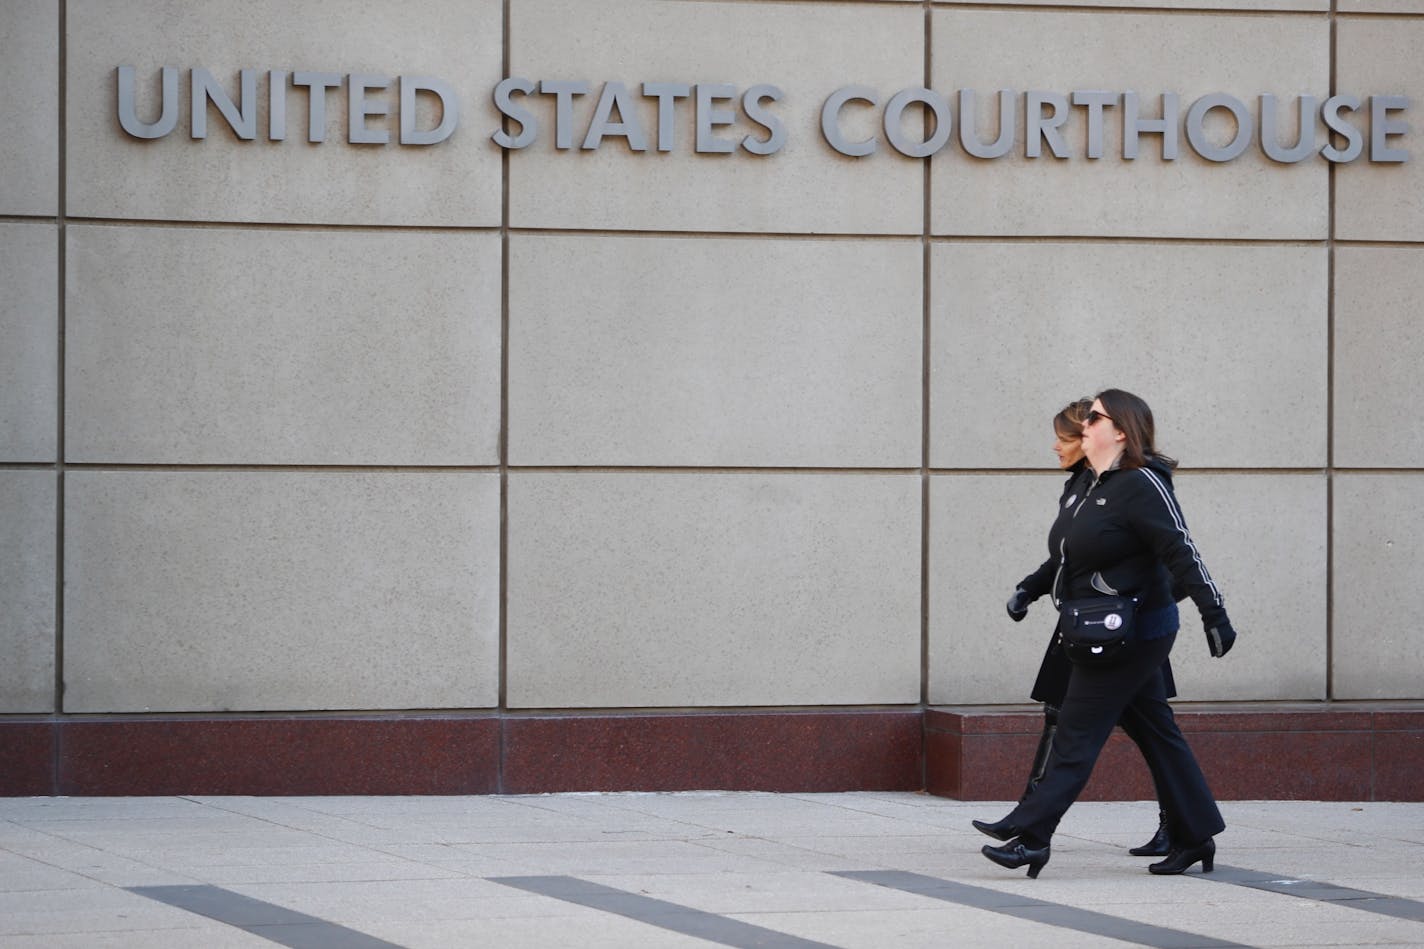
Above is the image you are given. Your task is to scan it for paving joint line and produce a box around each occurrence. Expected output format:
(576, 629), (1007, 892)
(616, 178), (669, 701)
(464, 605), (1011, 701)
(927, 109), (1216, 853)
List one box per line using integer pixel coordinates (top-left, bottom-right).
(490, 874), (845, 949)
(833, 869), (1257, 949)
(127, 885), (407, 949)
(1209, 865), (1424, 923)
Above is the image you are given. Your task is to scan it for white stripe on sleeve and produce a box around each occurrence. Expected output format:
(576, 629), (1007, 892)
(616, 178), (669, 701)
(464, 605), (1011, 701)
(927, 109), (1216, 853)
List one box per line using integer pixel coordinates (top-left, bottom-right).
(1138, 468), (1222, 606)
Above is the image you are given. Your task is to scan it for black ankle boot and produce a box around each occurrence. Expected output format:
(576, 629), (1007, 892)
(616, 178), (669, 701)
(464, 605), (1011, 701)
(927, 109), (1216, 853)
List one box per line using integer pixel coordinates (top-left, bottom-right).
(971, 817), (1019, 842)
(1148, 837), (1215, 875)
(1129, 810), (1172, 857)
(982, 837), (1051, 878)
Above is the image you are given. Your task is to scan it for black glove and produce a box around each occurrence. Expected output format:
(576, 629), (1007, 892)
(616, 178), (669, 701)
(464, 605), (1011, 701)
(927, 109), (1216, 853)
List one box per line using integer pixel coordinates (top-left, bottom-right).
(1205, 622), (1237, 658)
(1006, 588), (1032, 622)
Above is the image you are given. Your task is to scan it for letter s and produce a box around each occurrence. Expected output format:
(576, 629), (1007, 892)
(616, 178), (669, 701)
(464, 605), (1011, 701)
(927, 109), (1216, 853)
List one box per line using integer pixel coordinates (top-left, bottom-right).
(1321, 95), (1363, 163)
(742, 84), (786, 155)
(492, 76), (537, 149)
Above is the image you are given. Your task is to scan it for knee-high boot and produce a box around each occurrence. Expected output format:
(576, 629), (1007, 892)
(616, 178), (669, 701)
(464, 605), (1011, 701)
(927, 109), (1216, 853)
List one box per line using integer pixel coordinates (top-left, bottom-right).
(1021, 705), (1058, 801)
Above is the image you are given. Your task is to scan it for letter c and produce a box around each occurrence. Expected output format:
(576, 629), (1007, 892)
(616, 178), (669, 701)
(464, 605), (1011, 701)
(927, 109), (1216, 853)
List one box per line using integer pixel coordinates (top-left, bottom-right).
(821, 85), (878, 157)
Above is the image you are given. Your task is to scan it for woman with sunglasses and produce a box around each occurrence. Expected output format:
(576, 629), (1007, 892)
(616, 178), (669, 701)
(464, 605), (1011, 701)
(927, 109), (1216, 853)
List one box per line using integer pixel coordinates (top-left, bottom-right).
(997, 397), (1180, 859)
(974, 389), (1238, 879)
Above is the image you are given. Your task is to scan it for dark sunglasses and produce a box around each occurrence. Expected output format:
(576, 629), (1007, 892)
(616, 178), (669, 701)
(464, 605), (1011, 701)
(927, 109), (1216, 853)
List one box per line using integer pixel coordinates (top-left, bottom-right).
(1084, 409), (1114, 427)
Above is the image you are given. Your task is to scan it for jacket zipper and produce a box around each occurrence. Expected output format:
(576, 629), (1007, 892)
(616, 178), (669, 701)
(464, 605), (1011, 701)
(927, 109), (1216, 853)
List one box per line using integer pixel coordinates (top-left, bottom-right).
(1052, 471), (1102, 608)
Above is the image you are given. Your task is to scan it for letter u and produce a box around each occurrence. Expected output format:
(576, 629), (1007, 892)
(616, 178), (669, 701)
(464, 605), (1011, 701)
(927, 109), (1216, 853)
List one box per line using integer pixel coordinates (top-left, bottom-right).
(117, 65), (179, 139)
(958, 89), (1015, 159)
(1260, 94), (1317, 163)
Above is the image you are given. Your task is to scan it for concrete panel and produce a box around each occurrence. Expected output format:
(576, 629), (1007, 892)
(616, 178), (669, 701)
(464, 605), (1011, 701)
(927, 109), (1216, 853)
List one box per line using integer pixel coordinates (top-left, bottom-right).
(928, 472), (1325, 705)
(65, 225), (500, 465)
(1159, 472), (1326, 701)
(1333, 474), (1424, 699)
(931, 9), (1329, 239)
(929, 241), (1328, 469)
(1339, 0), (1424, 10)
(506, 0), (924, 233)
(506, 472), (921, 708)
(937, 0), (1325, 8)
(0, 223), (57, 461)
(0, 472), (56, 712)
(65, 0), (502, 226)
(1334, 246), (1424, 467)
(63, 471), (499, 712)
(1335, 18), (1424, 241)
(509, 234), (922, 467)
(0, 0), (57, 215)
(927, 472), (1069, 707)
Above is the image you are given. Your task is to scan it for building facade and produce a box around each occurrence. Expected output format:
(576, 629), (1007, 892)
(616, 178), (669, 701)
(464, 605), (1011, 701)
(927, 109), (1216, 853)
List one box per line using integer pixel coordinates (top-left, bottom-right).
(2, 0), (1422, 797)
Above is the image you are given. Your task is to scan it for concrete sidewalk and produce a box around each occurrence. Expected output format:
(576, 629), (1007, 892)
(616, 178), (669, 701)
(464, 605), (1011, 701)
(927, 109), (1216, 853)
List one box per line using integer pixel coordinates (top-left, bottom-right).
(1, 792), (1421, 948)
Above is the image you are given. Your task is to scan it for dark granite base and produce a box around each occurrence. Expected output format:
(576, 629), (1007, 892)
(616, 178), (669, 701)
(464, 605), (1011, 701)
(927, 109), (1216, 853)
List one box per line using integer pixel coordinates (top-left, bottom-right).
(503, 711), (923, 793)
(0, 710), (920, 796)
(1, 704), (1420, 798)
(57, 718), (503, 795)
(925, 704), (1424, 802)
(0, 723), (56, 796)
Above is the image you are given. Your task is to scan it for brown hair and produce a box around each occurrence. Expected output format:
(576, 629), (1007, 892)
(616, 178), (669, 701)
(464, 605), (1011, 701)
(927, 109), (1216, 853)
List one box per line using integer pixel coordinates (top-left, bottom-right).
(1094, 388), (1177, 470)
(1053, 398), (1093, 441)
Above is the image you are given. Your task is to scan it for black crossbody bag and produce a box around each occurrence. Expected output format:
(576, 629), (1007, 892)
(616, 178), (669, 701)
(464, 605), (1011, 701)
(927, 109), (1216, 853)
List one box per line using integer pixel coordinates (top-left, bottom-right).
(1059, 595), (1138, 664)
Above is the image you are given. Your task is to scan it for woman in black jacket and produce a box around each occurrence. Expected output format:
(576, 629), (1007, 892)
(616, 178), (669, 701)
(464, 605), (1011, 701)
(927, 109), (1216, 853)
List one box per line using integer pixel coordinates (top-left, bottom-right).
(975, 389), (1238, 879)
(998, 398), (1178, 858)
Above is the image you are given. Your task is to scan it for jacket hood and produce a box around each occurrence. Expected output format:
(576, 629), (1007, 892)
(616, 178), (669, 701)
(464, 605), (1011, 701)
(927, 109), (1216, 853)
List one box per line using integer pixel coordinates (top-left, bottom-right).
(1096, 452), (1175, 482)
(1143, 453), (1176, 482)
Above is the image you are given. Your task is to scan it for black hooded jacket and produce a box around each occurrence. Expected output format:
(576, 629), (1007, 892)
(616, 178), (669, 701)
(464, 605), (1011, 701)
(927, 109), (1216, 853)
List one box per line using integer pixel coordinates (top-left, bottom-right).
(1049, 455), (1227, 631)
(1018, 459), (1091, 603)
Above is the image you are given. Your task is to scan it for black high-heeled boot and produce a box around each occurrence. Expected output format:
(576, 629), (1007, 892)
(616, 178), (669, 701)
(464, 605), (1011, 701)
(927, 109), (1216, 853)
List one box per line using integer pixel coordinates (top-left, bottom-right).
(1020, 706), (1058, 801)
(982, 837), (1051, 879)
(1148, 837), (1215, 875)
(971, 817), (1019, 841)
(1129, 809), (1172, 857)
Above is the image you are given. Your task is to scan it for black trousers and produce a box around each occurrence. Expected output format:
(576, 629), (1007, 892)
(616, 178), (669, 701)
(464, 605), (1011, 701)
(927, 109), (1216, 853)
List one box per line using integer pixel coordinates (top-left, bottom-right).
(1006, 632), (1224, 846)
